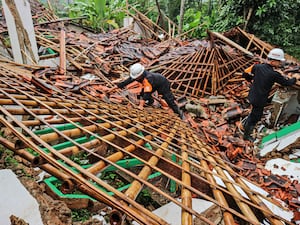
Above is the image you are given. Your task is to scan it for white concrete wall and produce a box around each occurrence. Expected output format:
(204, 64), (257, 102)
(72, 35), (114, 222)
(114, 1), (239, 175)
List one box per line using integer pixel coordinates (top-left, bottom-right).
(3, 0), (39, 64)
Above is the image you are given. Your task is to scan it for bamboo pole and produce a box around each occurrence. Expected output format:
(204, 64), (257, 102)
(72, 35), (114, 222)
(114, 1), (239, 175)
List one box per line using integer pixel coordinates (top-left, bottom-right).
(59, 23), (66, 75)
(215, 153), (286, 225)
(193, 48), (212, 96)
(208, 30), (253, 57)
(181, 132), (192, 225)
(37, 121), (122, 143)
(124, 125), (174, 200)
(176, 51), (201, 95)
(0, 116), (169, 225)
(21, 116), (100, 126)
(116, 125), (206, 225)
(0, 61), (293, 224)
(5, 108), (100, 115)
(0, 136), (73, 186)
(195, 149), (235, 224)
(1, 82), (173, 224)
(190, 133), (260, 224)
(86, 132), (155, 175)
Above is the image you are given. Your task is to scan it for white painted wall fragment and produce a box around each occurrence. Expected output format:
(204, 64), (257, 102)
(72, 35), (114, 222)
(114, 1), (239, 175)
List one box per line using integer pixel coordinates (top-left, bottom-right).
(133, 198), (213, 225)
(265, 158), (300, 182)
(259, 130), (300, 157)
(213, 169), (294, 222)
(3, 0), (39, 64)
(0, 169), (43, 225)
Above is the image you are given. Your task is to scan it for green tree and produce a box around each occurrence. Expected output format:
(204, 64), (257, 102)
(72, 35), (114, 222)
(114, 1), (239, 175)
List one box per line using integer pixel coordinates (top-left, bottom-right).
(178, 0), (186, 34)
(67, 0), (124, 32)
(214, 0), (300, 58)
(251, 0), (300, 58)
(166, 0), (181, 21)
(66, 0), (299, 58)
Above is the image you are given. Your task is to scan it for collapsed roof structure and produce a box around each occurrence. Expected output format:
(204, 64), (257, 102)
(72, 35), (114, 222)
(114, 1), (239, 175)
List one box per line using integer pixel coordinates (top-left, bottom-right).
(0, 1), (299, 225)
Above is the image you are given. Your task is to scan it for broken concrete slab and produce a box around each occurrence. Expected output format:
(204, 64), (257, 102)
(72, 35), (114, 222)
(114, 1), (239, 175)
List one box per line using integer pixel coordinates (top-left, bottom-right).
(0, 169), (43, 225)
(259, 121), (300, 157)
(265, 158), (300, 182)
(214, 169), (294, 222)
(133, 198), (214, 225)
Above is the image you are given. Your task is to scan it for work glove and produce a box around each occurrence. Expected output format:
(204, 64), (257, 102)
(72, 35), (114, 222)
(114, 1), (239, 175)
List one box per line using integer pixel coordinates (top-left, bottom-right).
(242, 72), (253, 82)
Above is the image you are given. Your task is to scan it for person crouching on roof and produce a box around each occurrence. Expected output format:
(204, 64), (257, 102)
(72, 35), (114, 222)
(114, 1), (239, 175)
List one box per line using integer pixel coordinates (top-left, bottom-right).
(109, 63), (184, 119)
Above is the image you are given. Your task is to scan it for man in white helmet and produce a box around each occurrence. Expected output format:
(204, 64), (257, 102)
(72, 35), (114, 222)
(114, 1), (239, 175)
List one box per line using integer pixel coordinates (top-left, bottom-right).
(109, 63), (184, 119)
(242, 48), (299, 141)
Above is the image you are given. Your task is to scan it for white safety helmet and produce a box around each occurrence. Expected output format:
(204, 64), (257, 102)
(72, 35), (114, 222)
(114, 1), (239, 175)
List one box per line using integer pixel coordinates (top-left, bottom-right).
(130, 63), (145, 79)
(267, 48), (285, 61)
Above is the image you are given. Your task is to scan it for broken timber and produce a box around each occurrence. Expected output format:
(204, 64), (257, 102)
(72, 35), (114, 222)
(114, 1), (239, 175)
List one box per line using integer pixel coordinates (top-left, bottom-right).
(0, 63), (294, 225)
(0, 1), (299, 224)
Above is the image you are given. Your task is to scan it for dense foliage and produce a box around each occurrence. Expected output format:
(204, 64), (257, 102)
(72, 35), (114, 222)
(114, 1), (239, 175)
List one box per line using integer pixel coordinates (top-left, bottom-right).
(214, 0), (300, 59)
(64, 0), (300, 59)
(66, 0), (125, 31)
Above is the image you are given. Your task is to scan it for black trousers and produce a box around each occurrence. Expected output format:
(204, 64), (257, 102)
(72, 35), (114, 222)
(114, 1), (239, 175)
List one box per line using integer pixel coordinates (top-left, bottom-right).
(162, 91), (181, 115)
(246, 104), (264, 127)
(143, 91), (180, 116)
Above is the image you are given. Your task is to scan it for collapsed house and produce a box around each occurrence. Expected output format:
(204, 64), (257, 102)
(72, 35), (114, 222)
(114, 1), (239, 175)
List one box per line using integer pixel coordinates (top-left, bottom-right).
(0, 1), (299, 225)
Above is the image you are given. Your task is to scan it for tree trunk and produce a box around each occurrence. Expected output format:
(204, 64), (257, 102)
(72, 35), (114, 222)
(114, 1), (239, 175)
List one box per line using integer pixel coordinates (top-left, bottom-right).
(155, 0), (165, 31)
(178, 0), (185, 34)
(243, 7), (253, 30)
(208, 0), (213, 16)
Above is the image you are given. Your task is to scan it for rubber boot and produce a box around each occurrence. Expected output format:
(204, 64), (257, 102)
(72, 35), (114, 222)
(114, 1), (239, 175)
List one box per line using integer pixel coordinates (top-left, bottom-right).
(178, 109), (185, 120)
(243, 124), (255, 141)
(171, 104), (185, 120)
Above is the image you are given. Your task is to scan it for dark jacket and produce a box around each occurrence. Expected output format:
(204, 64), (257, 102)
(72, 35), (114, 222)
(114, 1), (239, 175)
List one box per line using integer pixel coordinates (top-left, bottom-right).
(243, 63), (296, 106)
(117, 71), (171, 101)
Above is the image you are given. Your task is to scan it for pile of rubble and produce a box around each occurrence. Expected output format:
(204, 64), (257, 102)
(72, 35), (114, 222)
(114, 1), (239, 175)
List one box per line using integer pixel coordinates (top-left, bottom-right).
(0, 0), (299, 224)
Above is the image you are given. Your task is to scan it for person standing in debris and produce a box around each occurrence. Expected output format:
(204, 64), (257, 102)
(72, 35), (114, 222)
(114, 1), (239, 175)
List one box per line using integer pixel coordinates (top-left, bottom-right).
(242, 48), (299, 141)
(108, 63), (184, 119)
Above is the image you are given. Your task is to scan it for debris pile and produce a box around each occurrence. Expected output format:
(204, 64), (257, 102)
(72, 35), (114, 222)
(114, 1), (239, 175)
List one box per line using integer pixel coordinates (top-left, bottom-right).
(0, 1), (299, 225)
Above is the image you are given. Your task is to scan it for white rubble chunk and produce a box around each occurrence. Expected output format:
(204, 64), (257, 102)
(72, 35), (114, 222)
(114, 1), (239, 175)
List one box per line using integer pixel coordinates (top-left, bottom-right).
(0, 169), (43, 225)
